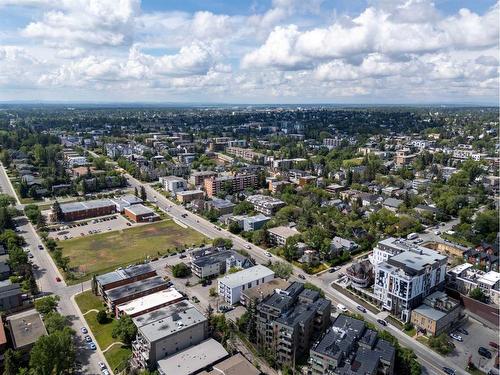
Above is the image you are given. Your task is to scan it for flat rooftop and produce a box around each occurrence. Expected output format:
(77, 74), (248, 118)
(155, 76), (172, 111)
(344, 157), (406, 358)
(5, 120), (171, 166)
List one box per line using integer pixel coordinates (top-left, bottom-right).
(176, 190), (203, 196)
(116, 288), (184, 316)
(267, 225), (300, 239)
(218, 265), (274, 289)
(243, 278), (289, 301)
(124, 204), (156, 216)
(95, 263), (154, 287)
(7, 311), (47, 349)
(60, 198), (115, 214)
(106, 275), (166, 302)
(133, 300), (207, 342)
(158, 339), (228, 375)
(200, 353), (260, 375)
(388, 247), (446, 273)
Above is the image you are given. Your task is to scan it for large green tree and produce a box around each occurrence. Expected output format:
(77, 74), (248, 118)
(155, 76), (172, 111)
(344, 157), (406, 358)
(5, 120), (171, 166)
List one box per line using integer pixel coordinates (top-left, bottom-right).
(112, 315), (137, 346)
(29, 327), (76, 375)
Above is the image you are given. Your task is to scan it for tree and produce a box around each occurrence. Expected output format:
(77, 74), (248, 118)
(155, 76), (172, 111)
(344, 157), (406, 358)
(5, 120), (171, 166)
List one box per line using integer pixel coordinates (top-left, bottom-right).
(0, 194), (15, 207)
(134, 186), (138, 197)
(233, 201), (253, 215)
(283, 235), (300, 261)
(44, 312), (68, 334)
(34, 295), (59, 315)
(212, 237), (232, 249)
(473, 210), (499, 243)
(140, 185), (147, 201)
(29, 327), (76, 375)
(172, 263), (191, 278)
(96, 310), (108, 324)
(52, 201), (63, 222)
(24, 204), (41, 224)
(209, 287), (217, 297)
(228, 221), (242, 234)
(112, 315), (137, 346)
(428, 333), (454, 355)
(270, 261), (293, 279)
(2, 349), (21, 375)
(0, 149), (12, 167)
(469, 287), (487, 302)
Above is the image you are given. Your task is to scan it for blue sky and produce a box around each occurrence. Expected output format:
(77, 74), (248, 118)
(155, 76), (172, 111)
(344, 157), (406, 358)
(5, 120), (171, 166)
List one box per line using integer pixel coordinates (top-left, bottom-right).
(0, 0), (498, 104)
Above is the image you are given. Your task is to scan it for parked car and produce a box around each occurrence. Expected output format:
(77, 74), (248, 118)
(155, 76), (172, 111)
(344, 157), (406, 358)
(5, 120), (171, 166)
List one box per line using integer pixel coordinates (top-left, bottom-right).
(377, 319), (387, 326)
(245, 245), (251, 249)
(449, 333), (463, 342)
(298, 274), (306, 280)
(478, 347), (492, 358)
(102, 370), (110, 375)
(55, 277), (61, 282)
(88, 343), (96, 350)
(265, 252), (272, 257)
(98, 362), (106, 370)
(329, 268), (335, 273)
(456, 328), (468, 335)
(179, 254), (187, 259)
(28, 252), (34, 258)
(442, 367), (456, 375)
(84, 335), (92, 342)
(80, 327), (88, 334)
(489, 341), (499, 349)
(356, 305), (366, 313)
(38, 245), (44, 250)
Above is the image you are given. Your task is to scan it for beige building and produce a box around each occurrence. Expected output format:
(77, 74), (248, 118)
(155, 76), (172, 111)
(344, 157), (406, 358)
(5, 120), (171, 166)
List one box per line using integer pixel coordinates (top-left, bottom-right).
(410, 291), (461, 336)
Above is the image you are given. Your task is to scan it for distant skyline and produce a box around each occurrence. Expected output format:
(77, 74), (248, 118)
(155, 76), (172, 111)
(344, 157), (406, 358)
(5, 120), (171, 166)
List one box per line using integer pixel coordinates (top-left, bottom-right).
(0, 0), (498, 104)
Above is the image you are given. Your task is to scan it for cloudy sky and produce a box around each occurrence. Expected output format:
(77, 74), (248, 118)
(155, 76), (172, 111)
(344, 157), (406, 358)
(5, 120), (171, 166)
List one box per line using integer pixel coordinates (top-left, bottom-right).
(0, 0), (498, 104)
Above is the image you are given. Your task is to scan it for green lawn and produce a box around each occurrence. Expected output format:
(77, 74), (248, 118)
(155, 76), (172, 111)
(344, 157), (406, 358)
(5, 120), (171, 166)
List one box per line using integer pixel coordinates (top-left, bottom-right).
(75, 291), (132, 371)
(75, 291), (105, 314)
(60, 219), (206, 283)
(104, 345), (132, 373)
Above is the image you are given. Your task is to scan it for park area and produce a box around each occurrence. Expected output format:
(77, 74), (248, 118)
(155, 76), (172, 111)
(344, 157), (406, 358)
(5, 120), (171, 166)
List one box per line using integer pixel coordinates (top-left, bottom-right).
(75, 291), (131, 373)
(61, 219), (206, 283)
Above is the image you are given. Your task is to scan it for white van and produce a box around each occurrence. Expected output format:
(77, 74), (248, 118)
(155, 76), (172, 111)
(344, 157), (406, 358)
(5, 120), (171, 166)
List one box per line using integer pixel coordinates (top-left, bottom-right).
(407, 233), (418, 240)
(337, 304), (348, 313)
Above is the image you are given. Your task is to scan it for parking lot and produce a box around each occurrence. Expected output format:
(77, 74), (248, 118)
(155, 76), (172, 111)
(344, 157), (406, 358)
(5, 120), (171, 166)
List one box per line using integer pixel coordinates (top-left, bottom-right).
(48, 214), (135, 241)
(448, 318), (498, 372)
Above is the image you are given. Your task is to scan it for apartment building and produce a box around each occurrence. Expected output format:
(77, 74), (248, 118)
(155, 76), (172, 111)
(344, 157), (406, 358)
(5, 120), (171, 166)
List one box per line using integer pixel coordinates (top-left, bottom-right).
(218, 265), (275, 305)
(256, 282), (331, 367)
(373, 243), (447, 321)
(0, 280), (23, 311)
(189, 171), (218, 186)
(176, 189), (205, 203)
(204, 174), (258, 197)
(267, 225), (300, 246)
(160, 175), (187, 194)
(246, 194), (285, 216)
(131, 300), (208, 370)
(115, 288), (184, 318)
(102, 276), (170, 310)
(93, 264), (157, 296)
(7, 311), (47, 351)
(323, 137), (343, 149)
(310, 315), (395, 375)
(394, 148), (417, 167)
(124, 204), (160, 223)
(191, 249), (253, 279)
(225, 147), (265, 163)
(446, 263), (500, 305)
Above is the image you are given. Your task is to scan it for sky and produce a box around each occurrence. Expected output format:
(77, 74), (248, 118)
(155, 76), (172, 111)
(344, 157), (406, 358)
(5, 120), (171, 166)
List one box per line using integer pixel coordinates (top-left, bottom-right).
(0, 0), (498, 104)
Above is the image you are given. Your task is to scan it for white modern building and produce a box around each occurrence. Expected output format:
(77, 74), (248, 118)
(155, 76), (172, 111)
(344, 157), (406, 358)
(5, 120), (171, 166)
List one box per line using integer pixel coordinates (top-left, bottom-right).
(246, 194), (285, 216)
(160, 175), (187, 194)
(218, 265), (275, 305)
(373, 244), (447, 322)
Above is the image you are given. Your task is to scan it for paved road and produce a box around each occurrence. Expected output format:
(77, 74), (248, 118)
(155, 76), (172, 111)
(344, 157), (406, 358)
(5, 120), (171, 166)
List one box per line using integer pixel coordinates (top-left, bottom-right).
(0, 164), (106, 375)
(124, 173), (468, 375)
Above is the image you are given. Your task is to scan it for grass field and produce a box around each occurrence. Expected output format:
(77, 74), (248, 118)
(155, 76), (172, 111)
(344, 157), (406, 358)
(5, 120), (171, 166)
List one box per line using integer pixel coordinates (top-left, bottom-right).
(75, 292), (132, 372)
(61, 219), (206, 282)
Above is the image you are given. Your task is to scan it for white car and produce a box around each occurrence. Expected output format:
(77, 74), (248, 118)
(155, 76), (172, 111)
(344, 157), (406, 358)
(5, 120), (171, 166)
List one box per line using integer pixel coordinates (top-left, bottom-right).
(434, 230), (441, 235)
(245, 245), (251, 249)
(449, 332), (463, 342)
(337, 304), (348, 313)
(98, 362), (106, 370)
(265, 252), (272, 257)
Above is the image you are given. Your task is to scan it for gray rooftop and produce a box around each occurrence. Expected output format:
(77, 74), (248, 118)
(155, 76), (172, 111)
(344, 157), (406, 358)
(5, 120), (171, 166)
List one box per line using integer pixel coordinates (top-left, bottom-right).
(218, 265), (274, 289)
(124, 203), (155, 216)
(157, 339), (228, 375)
(192, 250), (245, 269)
(95, 263), (154, 286)
(388, 248), (446, 274)
(7, 311), (47, 349)
(106, 275), (166, 302)
(412, 304), (447, 321)
(133, 300), (207, 342)
(60, 198), (115, 214)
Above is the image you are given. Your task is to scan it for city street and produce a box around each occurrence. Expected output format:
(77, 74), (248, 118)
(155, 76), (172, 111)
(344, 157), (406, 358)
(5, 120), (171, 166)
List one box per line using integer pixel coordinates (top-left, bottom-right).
(0, 164), (106, 375)
(124, 172), (466, 375)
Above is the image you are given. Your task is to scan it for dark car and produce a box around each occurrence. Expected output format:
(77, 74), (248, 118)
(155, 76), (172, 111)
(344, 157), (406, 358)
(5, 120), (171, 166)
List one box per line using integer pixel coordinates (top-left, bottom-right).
(329, 268), (335, 273)
(377, 319), (387, 326)
(442, 367), (455, 375)
(298, 274), (306, 280)
(456, 328), (468, 335)
(489, 341), (499, 349)
(478, 347), (492, 359)
(356, 305), (366, 313)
